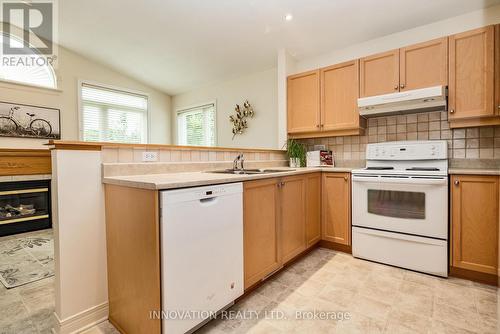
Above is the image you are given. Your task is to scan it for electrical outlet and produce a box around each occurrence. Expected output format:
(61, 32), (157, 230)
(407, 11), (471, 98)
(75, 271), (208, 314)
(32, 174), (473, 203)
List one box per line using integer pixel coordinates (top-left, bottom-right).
(142, 151), (158, 162)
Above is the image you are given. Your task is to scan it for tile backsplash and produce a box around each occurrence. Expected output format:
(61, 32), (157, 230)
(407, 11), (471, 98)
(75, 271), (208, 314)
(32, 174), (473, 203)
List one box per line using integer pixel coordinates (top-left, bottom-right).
(300, 111), (500, 163)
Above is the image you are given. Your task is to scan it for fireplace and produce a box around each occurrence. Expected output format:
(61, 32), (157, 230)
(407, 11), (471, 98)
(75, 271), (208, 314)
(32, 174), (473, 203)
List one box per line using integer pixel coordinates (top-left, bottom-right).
(0, 179), (51, 237)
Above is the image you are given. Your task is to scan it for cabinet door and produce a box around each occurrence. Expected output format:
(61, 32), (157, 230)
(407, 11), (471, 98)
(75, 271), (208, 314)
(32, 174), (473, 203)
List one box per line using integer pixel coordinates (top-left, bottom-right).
(321, 60), (360, 131)
(451, 175), (499, 275)
(360, 49), (399, 97)
(243, 179), (281, 289)
(281, 175), (306, 263)
(322, 173), (351, 245)
(449, 26), (495, 120)
(400, 37), (448, 91)
(496, 24), (500, 116)
(287, 70), (320, 133)
(305, 173), (321, 247)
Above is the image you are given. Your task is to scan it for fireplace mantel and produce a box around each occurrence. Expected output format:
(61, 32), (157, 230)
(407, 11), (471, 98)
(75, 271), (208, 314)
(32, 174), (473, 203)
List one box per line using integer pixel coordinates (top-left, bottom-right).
(0, 149), (51, 176)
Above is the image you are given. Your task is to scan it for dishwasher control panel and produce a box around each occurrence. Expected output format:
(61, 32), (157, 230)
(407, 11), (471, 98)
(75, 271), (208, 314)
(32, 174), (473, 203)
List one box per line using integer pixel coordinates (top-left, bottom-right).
(197, 187), (227, 197)
(161, 183), (242, 204)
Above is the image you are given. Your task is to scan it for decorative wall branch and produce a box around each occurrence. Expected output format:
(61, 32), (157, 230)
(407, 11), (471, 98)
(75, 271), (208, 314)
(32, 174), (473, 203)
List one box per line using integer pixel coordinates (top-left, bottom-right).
(229, 100), (254, 139)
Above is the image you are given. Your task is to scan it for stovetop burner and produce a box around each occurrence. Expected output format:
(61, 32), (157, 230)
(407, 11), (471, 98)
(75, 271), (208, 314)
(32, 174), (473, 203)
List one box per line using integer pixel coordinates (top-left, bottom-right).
(405, 167), (440, 171)
(365, 167), (394, 170)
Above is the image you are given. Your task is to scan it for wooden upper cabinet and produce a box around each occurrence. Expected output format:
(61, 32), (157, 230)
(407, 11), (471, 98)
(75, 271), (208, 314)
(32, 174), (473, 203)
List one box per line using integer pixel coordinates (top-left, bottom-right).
(287, 70), (320, 133)
(322, 173), (351, 246)
(305, 173), (321, 247)
(360, 49), (399, 97)
(321, 60), (360, 131)
(496, 24), (500, 115)
(243, 179), (281, 289)
(451, 175), (499, 276)
(281, 175), (306, 263)
(400, 37), (448, 91)
(449, 26), (495, 120)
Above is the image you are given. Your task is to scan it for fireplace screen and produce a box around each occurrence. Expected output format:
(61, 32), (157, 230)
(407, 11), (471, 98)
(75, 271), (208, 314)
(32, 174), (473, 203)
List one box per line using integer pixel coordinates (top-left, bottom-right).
(0, 180), (51, 236)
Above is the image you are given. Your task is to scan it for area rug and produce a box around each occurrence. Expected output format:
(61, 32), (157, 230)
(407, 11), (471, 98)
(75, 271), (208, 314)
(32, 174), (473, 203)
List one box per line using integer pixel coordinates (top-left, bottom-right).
(0, 230), (54, 288)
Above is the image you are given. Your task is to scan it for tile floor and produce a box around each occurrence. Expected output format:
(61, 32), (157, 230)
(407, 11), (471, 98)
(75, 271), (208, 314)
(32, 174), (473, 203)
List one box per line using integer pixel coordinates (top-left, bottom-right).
(0, 230), (55, 334)
(0, 230), (119, 334)
(198, 248), (499, 334)
(1, 246), (498, 333)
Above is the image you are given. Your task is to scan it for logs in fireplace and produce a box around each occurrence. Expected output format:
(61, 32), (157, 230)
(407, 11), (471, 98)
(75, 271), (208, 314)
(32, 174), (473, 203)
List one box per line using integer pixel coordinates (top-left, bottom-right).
(0, 180), (51, 236)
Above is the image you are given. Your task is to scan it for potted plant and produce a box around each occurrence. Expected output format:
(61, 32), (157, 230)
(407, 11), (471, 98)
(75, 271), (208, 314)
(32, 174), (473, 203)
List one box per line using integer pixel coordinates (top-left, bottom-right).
(286, 139), (306, 168)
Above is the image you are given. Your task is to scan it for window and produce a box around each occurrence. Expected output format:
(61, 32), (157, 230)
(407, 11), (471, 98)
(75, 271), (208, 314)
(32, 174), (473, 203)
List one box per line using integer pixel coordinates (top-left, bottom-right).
(0, 34), (57, 89)
(367, 189), (425, 220)
(177, 103), (216, 146)
(80, 83), (148, 143)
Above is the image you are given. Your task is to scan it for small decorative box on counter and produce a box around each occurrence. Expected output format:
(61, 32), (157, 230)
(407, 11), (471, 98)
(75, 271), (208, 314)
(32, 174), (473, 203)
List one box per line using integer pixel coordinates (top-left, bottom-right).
(306, 150), (334, 167)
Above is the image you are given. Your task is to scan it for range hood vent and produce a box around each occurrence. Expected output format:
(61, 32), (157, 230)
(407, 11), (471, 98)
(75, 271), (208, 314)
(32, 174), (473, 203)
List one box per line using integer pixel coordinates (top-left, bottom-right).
(357, 86), (447, 117)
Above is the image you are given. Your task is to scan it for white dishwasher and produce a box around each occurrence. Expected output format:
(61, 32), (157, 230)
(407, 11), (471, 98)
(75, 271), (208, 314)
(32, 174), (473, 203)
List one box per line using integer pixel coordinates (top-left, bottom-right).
(161, 182), (243, 334)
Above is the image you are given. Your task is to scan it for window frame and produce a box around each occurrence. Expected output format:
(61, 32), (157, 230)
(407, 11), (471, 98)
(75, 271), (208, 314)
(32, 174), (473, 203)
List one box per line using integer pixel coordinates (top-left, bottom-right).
(176, 100), (217, 147)
(77, 79), (151, 144)
(0, 32), (58, 90)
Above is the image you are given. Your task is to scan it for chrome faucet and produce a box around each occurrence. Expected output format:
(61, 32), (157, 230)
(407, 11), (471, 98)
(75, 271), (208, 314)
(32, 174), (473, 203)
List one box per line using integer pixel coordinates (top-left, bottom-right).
(233, 153), (245, 171)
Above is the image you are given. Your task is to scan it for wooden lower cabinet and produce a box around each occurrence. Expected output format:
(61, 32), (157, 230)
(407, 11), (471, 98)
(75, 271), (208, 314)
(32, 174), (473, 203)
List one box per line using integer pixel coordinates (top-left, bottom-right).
(243, 178), (281, 289)
(305, 173), (321, 247)
(243, 173), (323, 288)
(322, 173), (351, 248)
(281, 175), (307, 263)
(104, 185), (161, 334)
(451, 175), (499, 283)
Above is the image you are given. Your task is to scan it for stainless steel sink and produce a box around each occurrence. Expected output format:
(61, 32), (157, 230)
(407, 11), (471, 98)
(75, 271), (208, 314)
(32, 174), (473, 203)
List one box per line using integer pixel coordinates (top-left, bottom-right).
(207, 168), (294, 175)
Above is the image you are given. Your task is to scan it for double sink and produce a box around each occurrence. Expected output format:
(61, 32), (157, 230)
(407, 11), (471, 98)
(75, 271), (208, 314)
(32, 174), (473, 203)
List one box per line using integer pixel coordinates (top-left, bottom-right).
(207, 168), (294, 175)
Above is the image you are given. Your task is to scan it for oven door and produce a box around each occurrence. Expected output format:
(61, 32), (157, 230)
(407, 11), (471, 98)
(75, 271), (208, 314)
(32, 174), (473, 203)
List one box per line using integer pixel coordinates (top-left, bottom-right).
(352, 174), (448, 239)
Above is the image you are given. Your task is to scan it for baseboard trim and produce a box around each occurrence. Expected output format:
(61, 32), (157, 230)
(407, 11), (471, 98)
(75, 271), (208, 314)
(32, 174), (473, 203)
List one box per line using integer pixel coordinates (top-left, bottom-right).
(52, 302), (109, 334)
(319, 240), (352, 254)
(449, 266), (498, 287)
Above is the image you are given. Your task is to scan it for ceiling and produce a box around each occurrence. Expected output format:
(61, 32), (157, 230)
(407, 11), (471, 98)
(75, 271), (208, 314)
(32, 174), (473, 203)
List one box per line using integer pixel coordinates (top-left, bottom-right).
(59, 0), (500, 95)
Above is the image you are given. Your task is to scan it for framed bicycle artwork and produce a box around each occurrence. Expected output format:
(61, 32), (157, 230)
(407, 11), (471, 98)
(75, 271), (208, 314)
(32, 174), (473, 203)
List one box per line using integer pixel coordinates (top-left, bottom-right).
(0, 101), (61, 139)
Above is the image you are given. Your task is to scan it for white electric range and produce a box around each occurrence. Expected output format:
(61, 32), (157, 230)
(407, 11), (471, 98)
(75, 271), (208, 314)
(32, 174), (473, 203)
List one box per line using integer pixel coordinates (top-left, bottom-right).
(351, 140), (448, 277)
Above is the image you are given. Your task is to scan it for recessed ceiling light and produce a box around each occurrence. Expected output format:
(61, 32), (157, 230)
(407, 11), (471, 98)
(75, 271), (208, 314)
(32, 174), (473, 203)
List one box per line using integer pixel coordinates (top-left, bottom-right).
(285, 14), (293, 21)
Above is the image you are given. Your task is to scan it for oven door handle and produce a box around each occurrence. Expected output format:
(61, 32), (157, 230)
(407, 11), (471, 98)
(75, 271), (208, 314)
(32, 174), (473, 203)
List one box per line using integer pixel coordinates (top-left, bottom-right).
(352, 175), (447, 185)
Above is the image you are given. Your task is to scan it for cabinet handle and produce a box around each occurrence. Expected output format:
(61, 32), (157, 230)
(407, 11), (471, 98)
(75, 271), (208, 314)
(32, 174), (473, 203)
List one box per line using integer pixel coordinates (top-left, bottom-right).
(400, 84), (405, 89)
(316, 124), (320, 128)
(320, 124), (324, 128)
(449, 109), (455, 114)
(454, 180), (460, 186)
(281, 181), (285, 187)
(344, 176), (348, 181)
(394, 85), (399, 90)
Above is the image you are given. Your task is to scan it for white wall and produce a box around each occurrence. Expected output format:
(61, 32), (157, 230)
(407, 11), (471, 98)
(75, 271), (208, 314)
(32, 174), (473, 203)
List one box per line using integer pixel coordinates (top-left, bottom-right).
(293, 4), (500, 73)
(172, 68), (278, 149)
(0, 46), (172, 149)
(277, 49), (296, 149)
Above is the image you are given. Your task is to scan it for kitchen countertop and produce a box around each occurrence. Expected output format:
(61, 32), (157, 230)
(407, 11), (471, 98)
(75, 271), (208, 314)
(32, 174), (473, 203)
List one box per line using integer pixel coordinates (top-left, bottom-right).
(102, 167), (354, 190)
(448, 168), (500, 176)
(103, 165), (500, 190)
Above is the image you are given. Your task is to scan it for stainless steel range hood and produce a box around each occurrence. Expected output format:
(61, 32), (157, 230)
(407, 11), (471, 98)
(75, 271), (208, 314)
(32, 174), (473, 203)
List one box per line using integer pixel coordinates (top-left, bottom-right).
(357, 86), (447, 117)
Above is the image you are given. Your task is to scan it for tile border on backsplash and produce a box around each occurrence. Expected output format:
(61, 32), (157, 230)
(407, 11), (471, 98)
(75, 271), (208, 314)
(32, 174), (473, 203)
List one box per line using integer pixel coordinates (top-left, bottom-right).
(101, 146), (287, 164)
